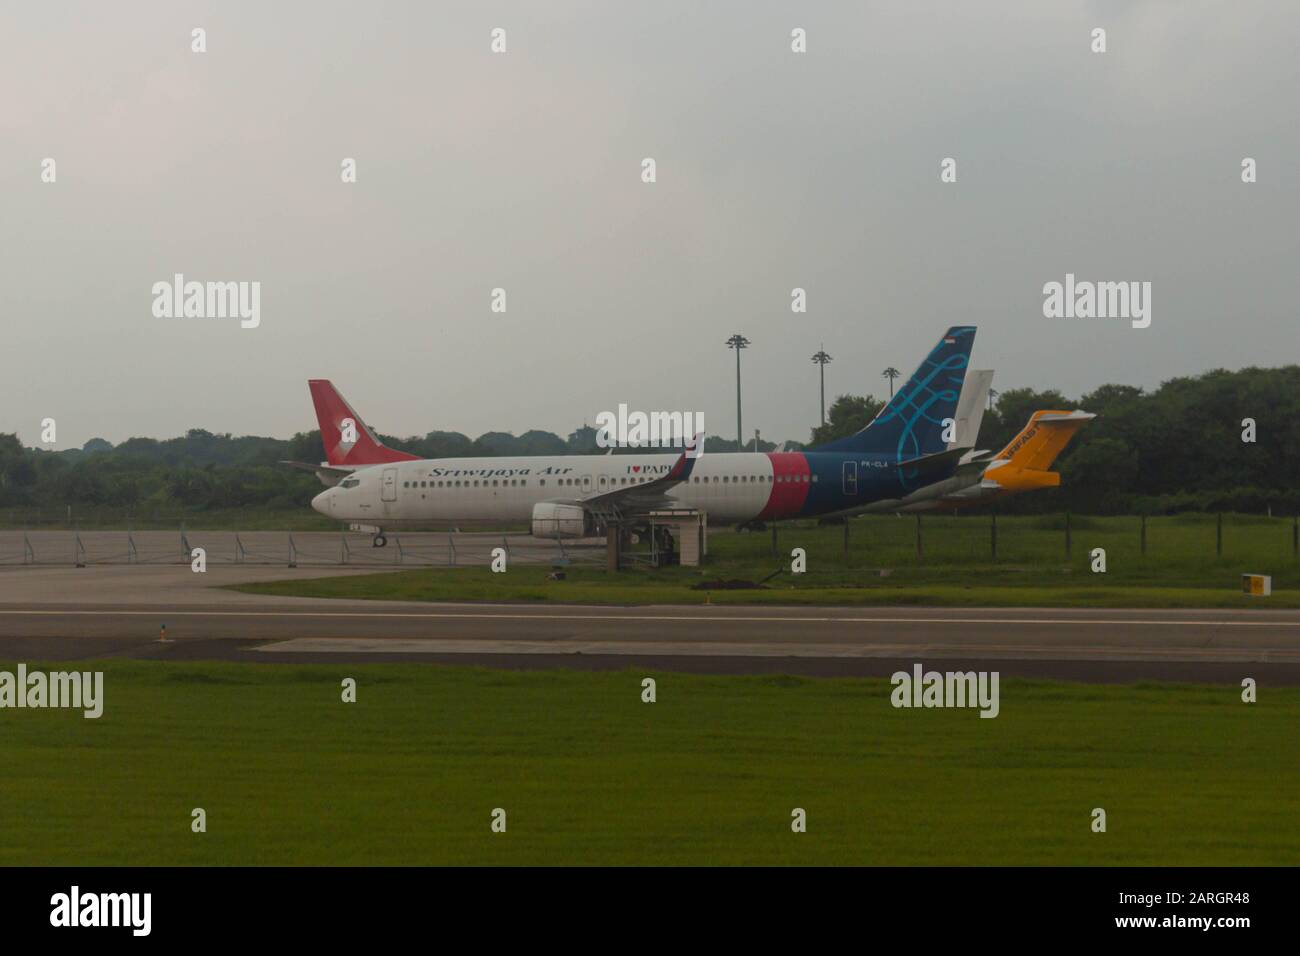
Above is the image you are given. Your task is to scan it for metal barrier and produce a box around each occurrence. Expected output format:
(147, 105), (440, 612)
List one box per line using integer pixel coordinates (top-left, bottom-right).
(0, 528), (603, 568)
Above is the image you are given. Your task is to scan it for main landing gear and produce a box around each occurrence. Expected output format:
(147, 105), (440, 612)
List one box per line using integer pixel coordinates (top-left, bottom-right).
(372, 533), (388, 548)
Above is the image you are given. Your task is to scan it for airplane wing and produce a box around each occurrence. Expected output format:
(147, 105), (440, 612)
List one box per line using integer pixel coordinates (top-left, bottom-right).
(546, 433), (704, 519)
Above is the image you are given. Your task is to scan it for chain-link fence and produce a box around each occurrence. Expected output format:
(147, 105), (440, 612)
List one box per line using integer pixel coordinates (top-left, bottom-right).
(1, 514), (1294, 572)
(752, 512), (1300, 569)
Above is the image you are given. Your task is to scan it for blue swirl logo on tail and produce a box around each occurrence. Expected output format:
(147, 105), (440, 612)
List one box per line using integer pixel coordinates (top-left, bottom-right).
(809, 326), (976, 485)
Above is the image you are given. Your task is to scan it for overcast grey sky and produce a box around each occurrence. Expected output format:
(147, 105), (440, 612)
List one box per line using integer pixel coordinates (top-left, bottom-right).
(3, 1), (1297, 449)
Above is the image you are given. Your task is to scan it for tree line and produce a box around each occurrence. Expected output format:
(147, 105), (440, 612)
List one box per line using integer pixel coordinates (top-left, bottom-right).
(1, 364), (1296, 515)
(811, 364), (1300, 514)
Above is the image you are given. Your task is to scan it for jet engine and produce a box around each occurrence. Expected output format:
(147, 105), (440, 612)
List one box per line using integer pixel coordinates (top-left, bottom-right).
(531, 502), (595, 539)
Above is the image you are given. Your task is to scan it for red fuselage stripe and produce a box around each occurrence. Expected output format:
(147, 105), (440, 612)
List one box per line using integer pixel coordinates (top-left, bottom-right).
(758, 452), (811, 520)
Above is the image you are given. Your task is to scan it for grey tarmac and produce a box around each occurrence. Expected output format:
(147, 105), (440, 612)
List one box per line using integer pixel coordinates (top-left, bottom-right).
(0, 565), (1298, 683)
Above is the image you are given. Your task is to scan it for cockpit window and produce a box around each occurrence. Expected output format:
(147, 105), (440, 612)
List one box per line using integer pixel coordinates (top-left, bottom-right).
(340, 478), (360, 489)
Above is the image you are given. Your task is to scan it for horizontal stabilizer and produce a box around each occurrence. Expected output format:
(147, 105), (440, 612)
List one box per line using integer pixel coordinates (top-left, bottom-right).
(280, 460), (358, 486)
(895, 445), (970, 478)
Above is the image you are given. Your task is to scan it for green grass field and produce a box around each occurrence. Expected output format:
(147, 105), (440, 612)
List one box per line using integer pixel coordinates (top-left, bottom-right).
(238, 513), (1300, 607)
(1, 661), (1295, 865)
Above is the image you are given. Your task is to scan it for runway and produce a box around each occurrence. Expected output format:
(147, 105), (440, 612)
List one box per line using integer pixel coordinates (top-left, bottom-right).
(1, 565), (1298, 682)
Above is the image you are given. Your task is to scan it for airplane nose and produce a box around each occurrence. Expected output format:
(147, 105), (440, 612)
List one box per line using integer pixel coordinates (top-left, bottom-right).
(311, 489), (333, 515)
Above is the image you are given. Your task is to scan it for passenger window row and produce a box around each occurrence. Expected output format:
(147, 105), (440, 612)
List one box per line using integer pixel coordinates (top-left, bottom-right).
(398, 473), (815, 490)
(403, 479), (531, 489)
(687, 474), (814, 484)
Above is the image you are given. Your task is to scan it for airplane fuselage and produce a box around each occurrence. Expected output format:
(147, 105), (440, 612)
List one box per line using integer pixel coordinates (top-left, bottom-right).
(312, 449), (954, 527)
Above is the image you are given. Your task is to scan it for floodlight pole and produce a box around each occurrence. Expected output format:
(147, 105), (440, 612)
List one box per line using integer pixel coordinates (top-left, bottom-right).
(811, 347), (832, 425)
(726, 334), (750, 447)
